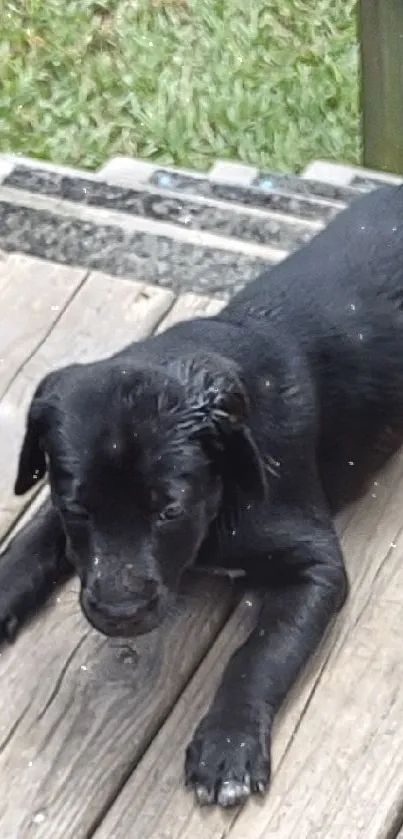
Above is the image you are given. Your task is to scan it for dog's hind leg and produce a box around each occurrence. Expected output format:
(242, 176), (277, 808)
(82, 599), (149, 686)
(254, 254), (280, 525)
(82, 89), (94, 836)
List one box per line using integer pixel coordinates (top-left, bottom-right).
(0, 499), (73, 644)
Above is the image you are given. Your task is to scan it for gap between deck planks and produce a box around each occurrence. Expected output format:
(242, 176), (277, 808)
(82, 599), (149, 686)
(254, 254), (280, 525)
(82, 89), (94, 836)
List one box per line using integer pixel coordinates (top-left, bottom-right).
(0, 259), (230, 839)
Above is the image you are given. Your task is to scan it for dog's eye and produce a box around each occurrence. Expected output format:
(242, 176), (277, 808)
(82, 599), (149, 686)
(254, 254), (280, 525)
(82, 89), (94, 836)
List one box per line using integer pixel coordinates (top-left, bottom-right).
(158, 501), (183, 522)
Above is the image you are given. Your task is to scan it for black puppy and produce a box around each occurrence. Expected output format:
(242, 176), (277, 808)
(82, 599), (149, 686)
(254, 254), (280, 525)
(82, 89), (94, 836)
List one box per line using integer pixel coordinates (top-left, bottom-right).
(1, 184), (403, 807)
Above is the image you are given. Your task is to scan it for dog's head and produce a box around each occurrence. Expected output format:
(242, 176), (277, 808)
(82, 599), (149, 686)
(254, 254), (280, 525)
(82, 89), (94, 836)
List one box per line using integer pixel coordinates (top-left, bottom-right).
(15, 351), (266, 637)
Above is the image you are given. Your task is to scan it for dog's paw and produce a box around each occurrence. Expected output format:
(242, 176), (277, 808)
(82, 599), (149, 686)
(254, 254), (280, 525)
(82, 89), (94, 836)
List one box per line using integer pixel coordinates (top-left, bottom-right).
(0, 583), (31, 644)
(0, 556), (42, 645)
(185, 713), (271, 807)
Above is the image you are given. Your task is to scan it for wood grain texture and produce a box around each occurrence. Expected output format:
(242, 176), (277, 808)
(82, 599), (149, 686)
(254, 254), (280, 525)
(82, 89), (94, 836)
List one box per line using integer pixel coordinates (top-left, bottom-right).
(0, 254), (86, 397)
(0, 573), (233, 839)
(157, 292), (225, 332)
(0, 289), (235, 839)
(93, 451), (403, 839)
(93, 594), (259, 839)
(226, 457), (403, 839)
(0, 270), (174, 540)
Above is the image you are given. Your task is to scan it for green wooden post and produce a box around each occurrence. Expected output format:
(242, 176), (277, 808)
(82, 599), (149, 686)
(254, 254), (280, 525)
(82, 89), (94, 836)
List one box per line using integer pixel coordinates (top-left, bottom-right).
(359, 0), (403, 174)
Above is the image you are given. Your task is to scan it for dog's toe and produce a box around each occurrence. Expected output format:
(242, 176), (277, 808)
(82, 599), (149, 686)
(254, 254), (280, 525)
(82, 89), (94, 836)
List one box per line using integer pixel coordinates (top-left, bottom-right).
(194, 784), (215, 806)
(217, 775), (251, 808)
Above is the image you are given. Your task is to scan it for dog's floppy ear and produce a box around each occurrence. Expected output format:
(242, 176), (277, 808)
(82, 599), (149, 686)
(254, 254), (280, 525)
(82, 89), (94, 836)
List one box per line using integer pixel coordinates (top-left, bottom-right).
(171, 352), (267, 502)
(14, 372), (59, 495)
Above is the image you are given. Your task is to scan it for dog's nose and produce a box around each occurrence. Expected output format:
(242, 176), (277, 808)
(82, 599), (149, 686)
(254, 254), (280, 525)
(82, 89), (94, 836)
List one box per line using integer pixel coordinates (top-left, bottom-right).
(81, 576), (160, 623)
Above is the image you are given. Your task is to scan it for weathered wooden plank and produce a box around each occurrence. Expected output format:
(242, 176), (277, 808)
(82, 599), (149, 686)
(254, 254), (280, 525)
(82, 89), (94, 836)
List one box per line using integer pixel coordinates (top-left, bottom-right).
(0, 575), (233, 839)
(0, 271), (174, 540)
(0, 292), (234, 839)
(92, 596), (258, 839)
(93, 451), (403, 839)
(359, 0), (403, 174)
(225, 480), (403, 839)
(0, 254), (86, 396)
(157, 292), (225, 332)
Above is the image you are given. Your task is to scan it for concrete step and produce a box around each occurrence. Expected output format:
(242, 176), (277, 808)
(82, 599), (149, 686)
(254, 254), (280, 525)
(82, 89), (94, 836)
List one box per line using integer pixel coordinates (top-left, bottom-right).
(0, 191), (271, 299)
(1, 165), (323, 254)
(0, 153), (401, 298)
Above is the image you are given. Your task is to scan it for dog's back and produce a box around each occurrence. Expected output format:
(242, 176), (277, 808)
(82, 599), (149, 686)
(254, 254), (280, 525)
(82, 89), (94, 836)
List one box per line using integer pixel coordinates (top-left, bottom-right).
(222, 184), (403, 507)
(226, 184), (403, 324)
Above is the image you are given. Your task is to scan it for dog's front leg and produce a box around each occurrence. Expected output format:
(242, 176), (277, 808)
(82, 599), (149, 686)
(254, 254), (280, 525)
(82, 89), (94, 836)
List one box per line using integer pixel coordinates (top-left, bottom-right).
(0, 499), (73, 644)
(186, 519), (347, 807)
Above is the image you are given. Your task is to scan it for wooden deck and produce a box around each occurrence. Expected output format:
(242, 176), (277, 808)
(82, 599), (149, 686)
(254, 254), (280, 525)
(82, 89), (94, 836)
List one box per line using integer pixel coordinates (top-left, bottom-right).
(1, 251), (403, 839)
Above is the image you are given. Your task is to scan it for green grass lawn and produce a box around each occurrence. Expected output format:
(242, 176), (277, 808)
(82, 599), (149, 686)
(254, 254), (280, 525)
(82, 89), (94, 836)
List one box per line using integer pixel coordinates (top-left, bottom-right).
(0, 0), (359, 173)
